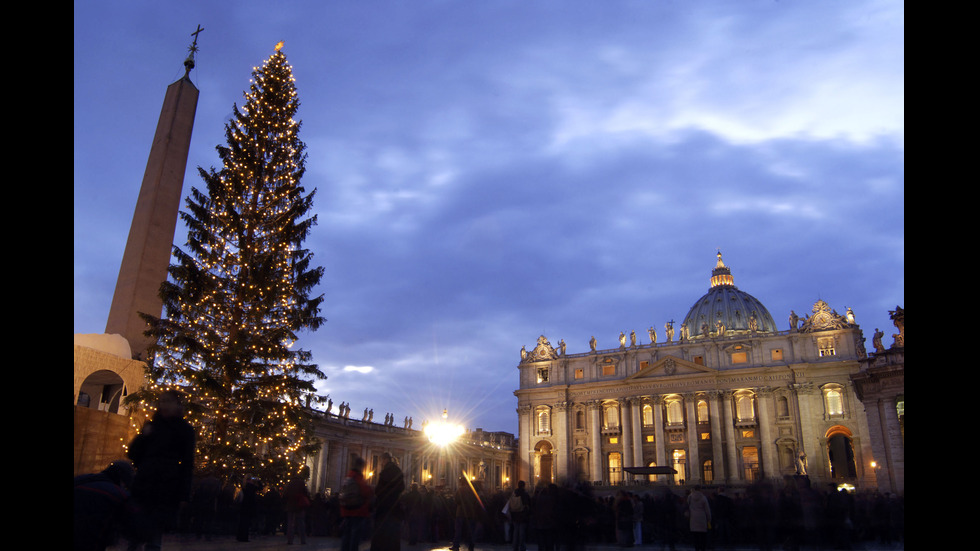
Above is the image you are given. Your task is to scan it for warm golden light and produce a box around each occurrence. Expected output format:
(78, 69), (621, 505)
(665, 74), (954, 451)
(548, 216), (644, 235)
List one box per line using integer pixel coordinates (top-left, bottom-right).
(424, 409), (465, 447)
(275, 41), (285, 51)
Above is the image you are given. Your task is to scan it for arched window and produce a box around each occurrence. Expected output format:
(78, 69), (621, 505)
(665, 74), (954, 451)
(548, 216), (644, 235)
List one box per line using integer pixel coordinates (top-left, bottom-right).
(665, 397), (684, 425)
(702, 459), (713, 484)
(604, 404), (620, 429)
(777, 396), (790, 419)
(735, 392), (756, 423)
(537, 408), (551, 434)
(697, 400), (709, 423)
(823, 385), (845, 416)
(642, 404), (654, 426)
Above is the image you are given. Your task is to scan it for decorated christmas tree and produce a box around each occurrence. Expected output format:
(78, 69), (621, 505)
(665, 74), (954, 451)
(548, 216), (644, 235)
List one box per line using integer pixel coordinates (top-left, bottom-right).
(134, 43), (326, 485)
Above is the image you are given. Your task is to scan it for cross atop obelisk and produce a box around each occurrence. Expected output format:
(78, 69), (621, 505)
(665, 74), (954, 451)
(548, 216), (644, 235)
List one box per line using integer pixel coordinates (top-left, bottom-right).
(183, 25), (204, 78)
(105, 28), (202, 360)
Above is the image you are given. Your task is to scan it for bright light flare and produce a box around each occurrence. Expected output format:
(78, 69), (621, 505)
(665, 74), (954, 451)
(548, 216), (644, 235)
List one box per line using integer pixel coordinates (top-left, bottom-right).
(424, 419), (465, 447)
(424, 408), (464, 447)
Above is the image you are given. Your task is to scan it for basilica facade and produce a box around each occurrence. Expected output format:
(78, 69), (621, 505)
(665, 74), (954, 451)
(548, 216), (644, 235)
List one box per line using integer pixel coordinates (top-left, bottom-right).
(514, 253), (901, 494)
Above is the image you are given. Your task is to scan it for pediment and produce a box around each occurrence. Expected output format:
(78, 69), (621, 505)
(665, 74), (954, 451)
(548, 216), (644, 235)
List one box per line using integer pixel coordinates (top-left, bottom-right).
(625, 355), (718, 380)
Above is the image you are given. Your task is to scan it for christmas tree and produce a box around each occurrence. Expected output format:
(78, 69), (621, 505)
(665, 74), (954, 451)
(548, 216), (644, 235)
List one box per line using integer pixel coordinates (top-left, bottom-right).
(135, 43), (326, 485)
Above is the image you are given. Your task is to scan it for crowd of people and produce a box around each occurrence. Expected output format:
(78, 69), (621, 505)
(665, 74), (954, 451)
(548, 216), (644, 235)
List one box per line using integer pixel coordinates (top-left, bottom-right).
(75, 393), (902, 551)
(160, 474), (900, 550)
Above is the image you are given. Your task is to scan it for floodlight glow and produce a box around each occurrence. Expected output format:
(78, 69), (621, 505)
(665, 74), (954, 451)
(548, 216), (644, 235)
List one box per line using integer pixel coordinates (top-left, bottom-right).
(424, 408), (465, 447)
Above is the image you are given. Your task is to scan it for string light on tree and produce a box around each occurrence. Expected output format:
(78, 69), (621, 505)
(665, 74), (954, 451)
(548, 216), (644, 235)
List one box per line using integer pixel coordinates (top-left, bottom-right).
(132, 43), (326, 486)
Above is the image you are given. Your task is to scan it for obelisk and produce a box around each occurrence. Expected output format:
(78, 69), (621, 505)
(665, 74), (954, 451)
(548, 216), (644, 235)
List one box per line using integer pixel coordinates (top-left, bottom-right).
(105, 27), (203, 360)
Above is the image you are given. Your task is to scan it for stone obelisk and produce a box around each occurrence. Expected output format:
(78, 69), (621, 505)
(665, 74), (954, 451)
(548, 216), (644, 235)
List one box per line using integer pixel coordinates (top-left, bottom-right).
(105, 28), (203, 360)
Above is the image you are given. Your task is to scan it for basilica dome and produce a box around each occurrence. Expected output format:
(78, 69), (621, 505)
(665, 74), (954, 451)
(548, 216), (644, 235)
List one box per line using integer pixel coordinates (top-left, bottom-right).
(681, 252), (777, 339)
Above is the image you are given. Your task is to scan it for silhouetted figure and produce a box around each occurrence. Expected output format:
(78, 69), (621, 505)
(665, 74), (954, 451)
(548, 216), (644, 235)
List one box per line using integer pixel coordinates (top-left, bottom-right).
(74, 460), (136, 551)
(189, 471), (220, 541)
(340, 456), (374, 551)
(686, 486), (711, 551)
(452, 477), (484, 551)
(508, 480), (531, 551)
(126, 390), (195, 551)
(284, 466), (312, 544)
(236, 476), (260, 542)
(372, 452), (406, 551)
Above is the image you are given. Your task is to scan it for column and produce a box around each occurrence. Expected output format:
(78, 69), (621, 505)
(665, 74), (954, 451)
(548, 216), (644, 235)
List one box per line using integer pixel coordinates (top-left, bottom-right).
(554, 401), (571, 481)
(708, 391), (726, 481)
(517, 405), (532, 483)
(588, 400), (603, 483)
(313, 439), (330, 494)
(793, 383), (821, 479)
(757, 388), (778, 479)
(620, 398), (633, 469)
(723, 391), (738, 481)
(685, 394), (700, 484)
(630, 397), (644, 468)
(652, 396), (666, 468)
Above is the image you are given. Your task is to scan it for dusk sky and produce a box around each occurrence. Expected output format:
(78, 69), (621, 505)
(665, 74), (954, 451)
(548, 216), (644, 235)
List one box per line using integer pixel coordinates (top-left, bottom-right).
(74, 1), (904, 436)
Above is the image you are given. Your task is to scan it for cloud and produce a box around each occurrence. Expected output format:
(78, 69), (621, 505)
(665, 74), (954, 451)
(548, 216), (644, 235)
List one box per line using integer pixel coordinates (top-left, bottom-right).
(342, 365), (375, 374)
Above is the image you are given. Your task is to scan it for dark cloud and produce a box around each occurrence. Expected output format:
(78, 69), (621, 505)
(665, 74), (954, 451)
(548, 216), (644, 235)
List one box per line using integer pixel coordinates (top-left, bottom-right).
(75, 1), (903, 435)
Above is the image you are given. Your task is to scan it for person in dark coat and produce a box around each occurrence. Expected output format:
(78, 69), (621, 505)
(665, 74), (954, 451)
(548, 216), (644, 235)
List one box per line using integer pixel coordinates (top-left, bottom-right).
(371, 452), (406, 551)
(236, 476), (260, 542)
(284, 467), (312, 544)
(126, 390), (196, 551)
(509, 480), (531, 551)
(74, 460), (136, 551)
(340, 456), (375, 551)
(452, 476), (483, 551)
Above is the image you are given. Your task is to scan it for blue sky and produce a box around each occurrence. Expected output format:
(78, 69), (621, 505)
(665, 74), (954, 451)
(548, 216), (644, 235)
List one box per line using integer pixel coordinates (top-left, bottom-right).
(74, 1), (904, 435)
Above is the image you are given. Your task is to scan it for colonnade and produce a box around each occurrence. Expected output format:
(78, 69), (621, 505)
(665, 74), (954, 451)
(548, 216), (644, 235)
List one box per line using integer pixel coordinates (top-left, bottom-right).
(522, 388), (793, 486)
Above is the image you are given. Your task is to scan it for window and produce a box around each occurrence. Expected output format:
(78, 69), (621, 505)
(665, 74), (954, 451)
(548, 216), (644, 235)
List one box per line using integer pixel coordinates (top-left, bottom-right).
(537, 409), (551, 434)
(604, 404), (620, 429)
(771, 348), (784, 361)
(823, 385), (845, 416)
(702, 460), (713, 484)
(742, 447), (760, 481)
(672, 449), (686, 484)
(666, 398), (684, 425)
(646, 435), (655, 443)
(536, 367), (549, 383)
(609, 437), (619, 444)
(608, 452), (623, 484)
(642, 404), (654, 426)
(777, 396), (790, 419)
(731, 345), (748, 364)
(735, 392), (756, 423)
(575, 410), (586, 430)
(693, 355), (705, 365)
(818, 336), (836, 357)
(574, 368), (584, 380)
(697, 400), (709, 423)
(602, 361), (616, 376)
(700, 432), (711, 440)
